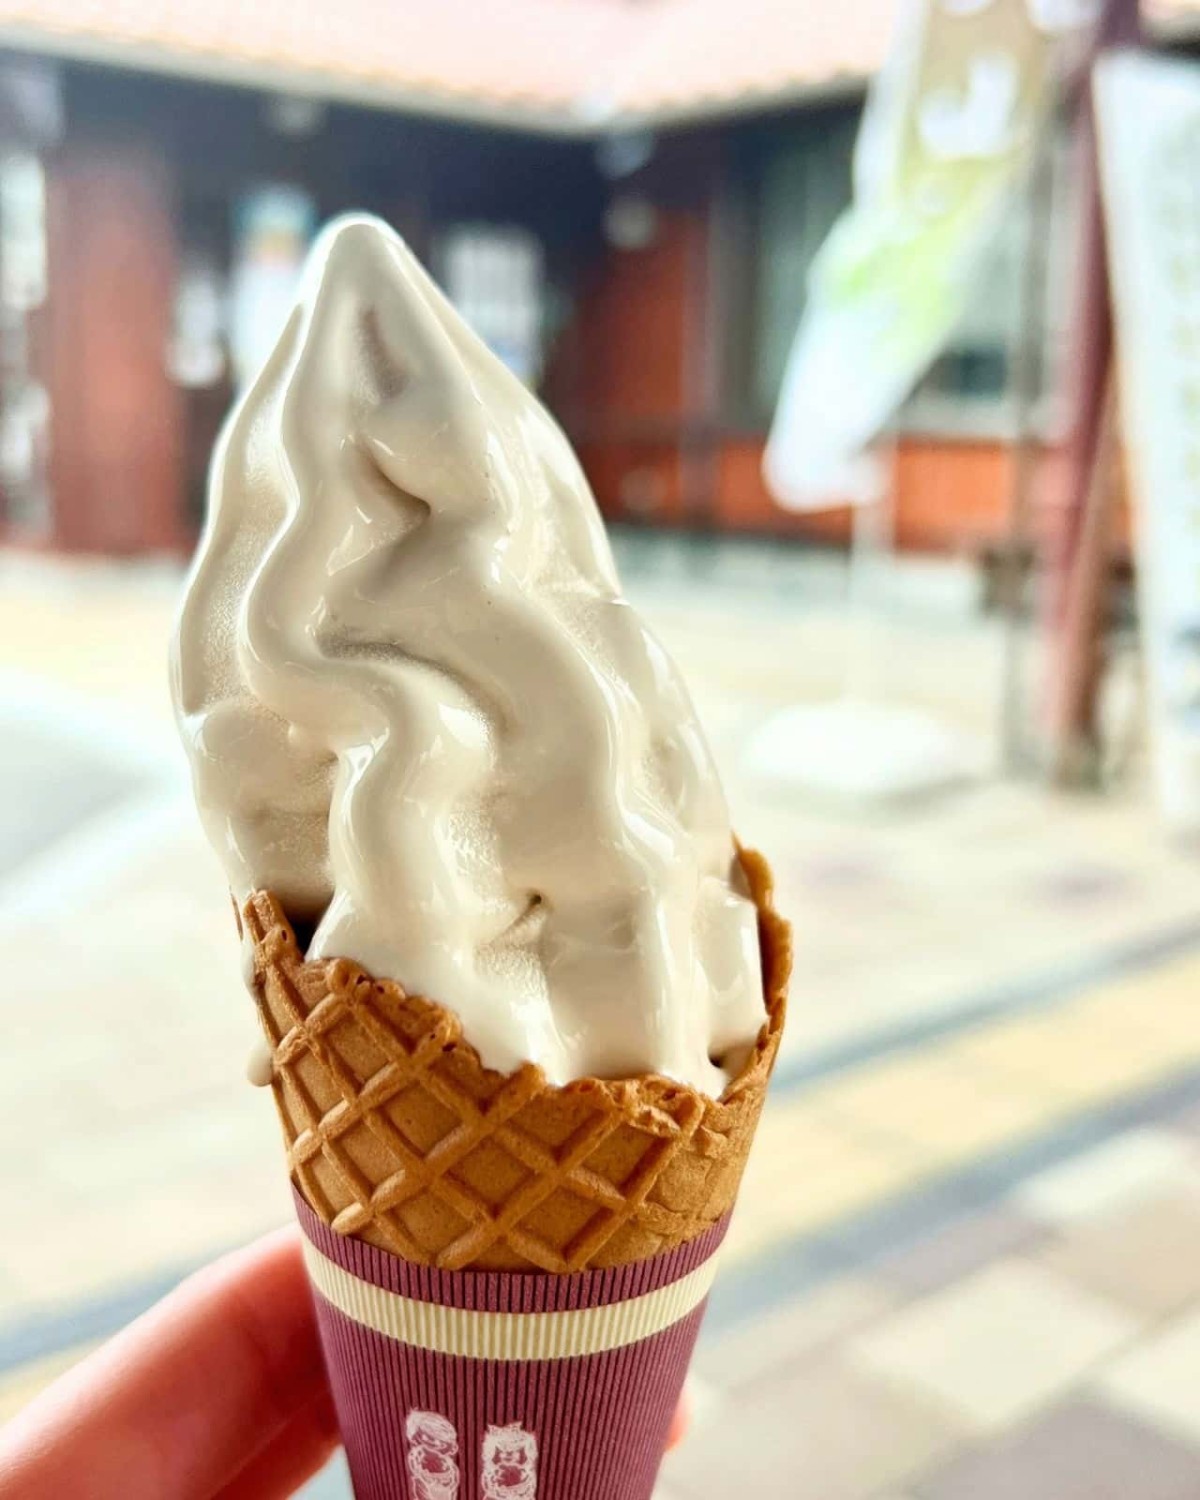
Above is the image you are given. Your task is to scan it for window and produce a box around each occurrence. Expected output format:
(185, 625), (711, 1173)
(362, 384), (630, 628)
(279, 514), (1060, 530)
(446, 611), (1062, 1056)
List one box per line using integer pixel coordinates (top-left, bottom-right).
(437, 226), (545, 386)
(733, 110), (858, 428)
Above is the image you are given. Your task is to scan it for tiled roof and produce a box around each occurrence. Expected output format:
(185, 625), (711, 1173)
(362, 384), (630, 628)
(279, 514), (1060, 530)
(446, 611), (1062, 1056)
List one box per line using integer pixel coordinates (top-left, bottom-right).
(594, 0), (903, 121)
(0, 0), (645, 122)
(0, 0), (1196, 130)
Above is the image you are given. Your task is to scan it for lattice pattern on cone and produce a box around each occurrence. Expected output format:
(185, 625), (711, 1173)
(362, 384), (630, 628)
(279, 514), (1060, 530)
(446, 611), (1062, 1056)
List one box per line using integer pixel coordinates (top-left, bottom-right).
(242, 846), (789, 1272)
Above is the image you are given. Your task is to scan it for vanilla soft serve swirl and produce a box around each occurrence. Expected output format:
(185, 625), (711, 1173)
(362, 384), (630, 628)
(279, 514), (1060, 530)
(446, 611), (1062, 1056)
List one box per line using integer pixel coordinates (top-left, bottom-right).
(171, 215), (765, 1095)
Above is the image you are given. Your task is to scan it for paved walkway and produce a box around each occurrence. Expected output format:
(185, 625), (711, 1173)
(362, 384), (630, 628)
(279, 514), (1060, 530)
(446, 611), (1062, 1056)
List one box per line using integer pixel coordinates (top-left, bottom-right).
(0, 541), (1197, 1498)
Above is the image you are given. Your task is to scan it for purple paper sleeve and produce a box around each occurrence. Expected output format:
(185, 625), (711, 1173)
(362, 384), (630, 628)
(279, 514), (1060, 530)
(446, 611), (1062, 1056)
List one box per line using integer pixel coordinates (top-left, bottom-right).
(294, 1190), (728, 1500)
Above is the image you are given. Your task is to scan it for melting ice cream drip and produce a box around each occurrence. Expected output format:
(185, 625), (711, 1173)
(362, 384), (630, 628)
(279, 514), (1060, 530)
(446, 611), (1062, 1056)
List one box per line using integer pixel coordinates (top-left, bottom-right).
(172, 215), (764, 1095)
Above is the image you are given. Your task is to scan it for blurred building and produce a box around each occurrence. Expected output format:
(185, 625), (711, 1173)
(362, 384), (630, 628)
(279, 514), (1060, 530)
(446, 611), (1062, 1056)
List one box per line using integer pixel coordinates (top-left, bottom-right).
(0, 0), (1196, 556)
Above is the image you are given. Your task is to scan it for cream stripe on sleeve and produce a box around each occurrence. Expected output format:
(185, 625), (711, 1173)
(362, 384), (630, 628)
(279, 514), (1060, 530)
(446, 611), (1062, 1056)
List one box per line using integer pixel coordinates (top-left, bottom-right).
(302, 1242), (720, 1361)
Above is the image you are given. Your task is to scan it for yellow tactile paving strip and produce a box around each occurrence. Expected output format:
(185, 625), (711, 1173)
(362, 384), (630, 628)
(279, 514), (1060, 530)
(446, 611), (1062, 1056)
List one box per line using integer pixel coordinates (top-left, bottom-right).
(0, 951), (1196, 1426)
(723, 948), (1200, 1266)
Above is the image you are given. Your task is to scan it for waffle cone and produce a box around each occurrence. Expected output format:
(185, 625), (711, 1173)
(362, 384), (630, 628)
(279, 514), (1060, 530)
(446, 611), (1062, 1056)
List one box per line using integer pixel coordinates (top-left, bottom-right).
(242, 846), (789, 1273)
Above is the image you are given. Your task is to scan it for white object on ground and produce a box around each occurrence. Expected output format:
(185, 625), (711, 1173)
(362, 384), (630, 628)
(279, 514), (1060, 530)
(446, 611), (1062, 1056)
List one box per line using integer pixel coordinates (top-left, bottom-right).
(743, 697), (984, 807)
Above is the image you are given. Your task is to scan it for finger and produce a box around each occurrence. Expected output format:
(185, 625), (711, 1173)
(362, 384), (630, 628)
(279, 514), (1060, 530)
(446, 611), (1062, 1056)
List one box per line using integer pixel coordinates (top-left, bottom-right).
(667, 1393), (689, 1450)
(0, 1227), (328, 1500)
(215, 1387), (340, 1500)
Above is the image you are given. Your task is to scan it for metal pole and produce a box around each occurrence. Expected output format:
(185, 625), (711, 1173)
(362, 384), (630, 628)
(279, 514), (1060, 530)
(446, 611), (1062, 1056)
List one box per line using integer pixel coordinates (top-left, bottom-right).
(1000, 108), (1058, 775)
(843, 436), (898, 705)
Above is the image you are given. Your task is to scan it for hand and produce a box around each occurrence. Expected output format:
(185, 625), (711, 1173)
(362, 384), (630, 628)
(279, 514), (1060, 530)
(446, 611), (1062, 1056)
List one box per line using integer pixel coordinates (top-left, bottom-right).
(0, 1229), (338, 1500)
(0, 1228), (690, 1499)
(667, 1395), (689, 1450)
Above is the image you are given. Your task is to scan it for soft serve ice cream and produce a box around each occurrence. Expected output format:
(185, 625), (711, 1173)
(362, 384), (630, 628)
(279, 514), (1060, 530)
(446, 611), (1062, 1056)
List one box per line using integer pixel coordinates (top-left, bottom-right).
(171, 215), (764, 1097)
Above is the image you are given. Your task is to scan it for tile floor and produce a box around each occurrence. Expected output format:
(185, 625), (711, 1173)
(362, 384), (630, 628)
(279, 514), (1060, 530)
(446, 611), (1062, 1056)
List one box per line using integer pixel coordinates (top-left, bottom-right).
(654, 1086), (1200, 1499)
(0, 540), (1197, 1497)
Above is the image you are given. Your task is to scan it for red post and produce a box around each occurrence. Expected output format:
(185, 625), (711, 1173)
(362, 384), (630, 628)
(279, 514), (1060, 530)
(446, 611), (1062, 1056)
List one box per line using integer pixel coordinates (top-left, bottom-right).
(1043, 0), (1141, 779)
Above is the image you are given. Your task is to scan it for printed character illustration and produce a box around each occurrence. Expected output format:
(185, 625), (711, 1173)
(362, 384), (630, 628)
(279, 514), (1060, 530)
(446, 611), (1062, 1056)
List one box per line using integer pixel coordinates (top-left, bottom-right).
(404, 1410), (461, 1500)
(481, 1423), (539, 1499)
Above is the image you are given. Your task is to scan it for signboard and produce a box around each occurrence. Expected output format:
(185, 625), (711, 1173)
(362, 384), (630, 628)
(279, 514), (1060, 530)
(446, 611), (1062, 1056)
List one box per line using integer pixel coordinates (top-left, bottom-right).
(1095, 51), (1200, 833)
(765, 0), (1095, 509)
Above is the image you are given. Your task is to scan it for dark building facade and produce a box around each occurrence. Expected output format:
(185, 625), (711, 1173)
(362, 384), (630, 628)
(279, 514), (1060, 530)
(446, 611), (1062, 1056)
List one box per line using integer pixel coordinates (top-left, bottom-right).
(0, 4), (1193, 559)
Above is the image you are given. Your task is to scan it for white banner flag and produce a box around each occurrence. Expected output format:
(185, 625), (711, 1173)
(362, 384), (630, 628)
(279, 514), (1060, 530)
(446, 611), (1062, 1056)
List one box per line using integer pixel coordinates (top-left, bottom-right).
(765, 0), (1094, 511)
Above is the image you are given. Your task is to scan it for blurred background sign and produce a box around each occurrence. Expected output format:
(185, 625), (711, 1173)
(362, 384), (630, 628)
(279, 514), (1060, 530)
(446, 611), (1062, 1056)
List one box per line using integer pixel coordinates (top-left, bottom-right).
(1097, 49), (1200, 833)
(765, 0), (1096, 510)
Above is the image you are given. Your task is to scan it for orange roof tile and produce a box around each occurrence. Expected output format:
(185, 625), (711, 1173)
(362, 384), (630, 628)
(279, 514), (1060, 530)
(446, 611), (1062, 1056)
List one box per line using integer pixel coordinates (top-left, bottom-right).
(598, 0), (903, 120)
(0, 0), (1196, 129)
